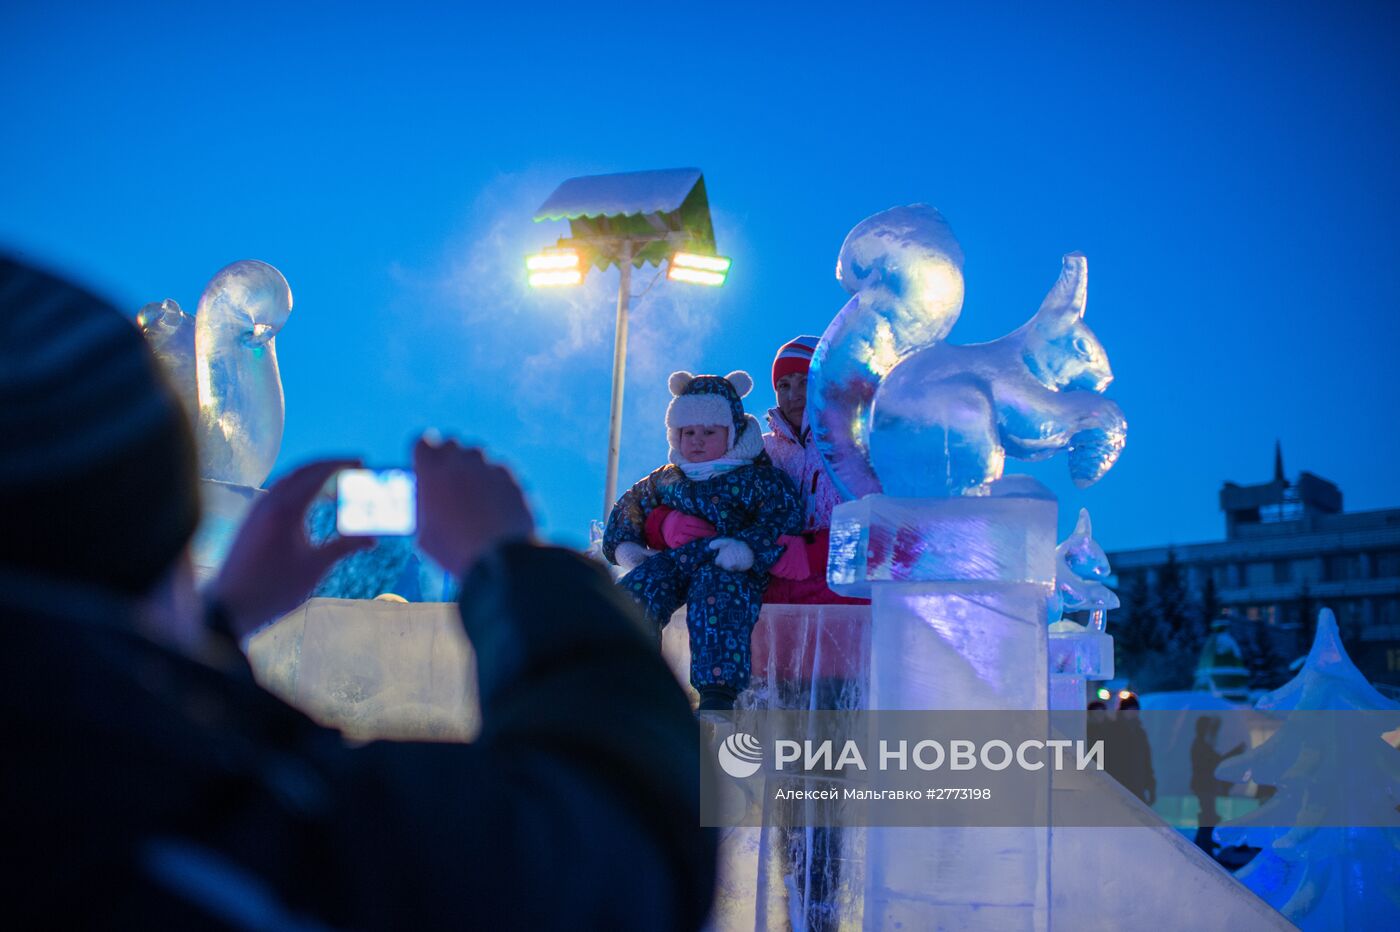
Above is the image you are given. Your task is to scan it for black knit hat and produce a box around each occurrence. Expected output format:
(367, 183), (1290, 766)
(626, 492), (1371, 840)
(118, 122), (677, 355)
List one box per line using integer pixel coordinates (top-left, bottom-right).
(0, 256), (200, 595)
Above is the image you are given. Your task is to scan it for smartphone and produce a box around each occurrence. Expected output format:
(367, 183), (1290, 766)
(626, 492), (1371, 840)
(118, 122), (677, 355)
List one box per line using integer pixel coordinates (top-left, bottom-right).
(335, 468), (417, 536)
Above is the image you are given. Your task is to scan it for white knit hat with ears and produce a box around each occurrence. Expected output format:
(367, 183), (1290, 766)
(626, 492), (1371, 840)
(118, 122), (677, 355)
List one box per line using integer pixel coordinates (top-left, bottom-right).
(665, 369), (766, 466)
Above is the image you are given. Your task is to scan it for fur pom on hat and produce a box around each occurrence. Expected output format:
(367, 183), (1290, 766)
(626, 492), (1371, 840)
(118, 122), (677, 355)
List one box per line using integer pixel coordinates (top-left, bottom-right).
(665, 370), (764, 465)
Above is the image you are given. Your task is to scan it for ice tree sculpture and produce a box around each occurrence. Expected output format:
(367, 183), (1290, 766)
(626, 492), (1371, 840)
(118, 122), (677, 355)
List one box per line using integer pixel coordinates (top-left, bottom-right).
(1050, 507), (1120, 630)
(1216, 609), (1400, 930)
(809, 206), (1126, 499)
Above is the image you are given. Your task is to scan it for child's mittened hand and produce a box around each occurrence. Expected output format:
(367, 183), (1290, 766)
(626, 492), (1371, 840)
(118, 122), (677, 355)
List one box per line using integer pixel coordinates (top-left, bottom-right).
(614, 541), (658, 570)
(769, 535), (811, 580)
(708, 538), (754, 572)
(662, 510), (717, 548)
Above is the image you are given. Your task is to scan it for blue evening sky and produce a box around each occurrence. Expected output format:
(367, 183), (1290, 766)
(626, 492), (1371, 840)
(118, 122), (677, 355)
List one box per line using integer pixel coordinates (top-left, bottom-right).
(4, 0), (1398, 552)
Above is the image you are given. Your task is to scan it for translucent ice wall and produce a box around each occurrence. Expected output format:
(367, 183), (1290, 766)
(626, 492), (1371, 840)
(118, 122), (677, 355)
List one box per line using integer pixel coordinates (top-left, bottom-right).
(247, 598), (477, 742)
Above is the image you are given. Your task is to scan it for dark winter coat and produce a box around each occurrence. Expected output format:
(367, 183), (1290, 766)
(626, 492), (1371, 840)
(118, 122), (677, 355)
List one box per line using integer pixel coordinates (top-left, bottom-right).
(602, 457), (802, 578)
(0, 544), (714, 930)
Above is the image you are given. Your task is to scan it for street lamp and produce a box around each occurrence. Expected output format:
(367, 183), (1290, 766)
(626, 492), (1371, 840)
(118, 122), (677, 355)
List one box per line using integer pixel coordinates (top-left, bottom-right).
(527, 168), (731, 519)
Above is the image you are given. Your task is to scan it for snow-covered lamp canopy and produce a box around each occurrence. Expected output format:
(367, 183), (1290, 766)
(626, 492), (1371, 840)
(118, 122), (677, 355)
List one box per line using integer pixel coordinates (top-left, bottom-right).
(533, 168), (718, 270)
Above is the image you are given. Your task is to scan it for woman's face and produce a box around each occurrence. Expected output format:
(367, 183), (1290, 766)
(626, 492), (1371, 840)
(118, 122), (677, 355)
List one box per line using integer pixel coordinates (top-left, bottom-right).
(680, 425), (729, 463)
(775, 372), (807, 429)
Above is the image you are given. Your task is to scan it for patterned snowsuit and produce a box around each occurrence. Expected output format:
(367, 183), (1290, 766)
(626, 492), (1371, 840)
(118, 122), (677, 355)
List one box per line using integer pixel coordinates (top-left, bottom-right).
(603, 457), (802, 692)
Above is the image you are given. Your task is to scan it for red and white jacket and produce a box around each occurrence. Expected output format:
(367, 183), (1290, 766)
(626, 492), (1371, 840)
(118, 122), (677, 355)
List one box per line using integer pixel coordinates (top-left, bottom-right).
(762, 407), (842, 533)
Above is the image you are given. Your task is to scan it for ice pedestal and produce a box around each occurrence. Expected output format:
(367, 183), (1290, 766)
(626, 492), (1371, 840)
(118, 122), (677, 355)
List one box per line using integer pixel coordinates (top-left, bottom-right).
(1048, 622), (1114, 741)
(829, 490), (1055, 932)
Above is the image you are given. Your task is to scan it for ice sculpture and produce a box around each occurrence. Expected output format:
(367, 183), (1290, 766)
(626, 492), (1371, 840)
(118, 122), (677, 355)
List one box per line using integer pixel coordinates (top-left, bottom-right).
(808, 205), (966, 502)
(816, 207), (1129, 929)
(869, 253), (1126, 497)
(1215, 609), (1400, 931)
(809, 207), (1126, 500)
(194, 259), (292, 488)
(1050, 507), (1120, 630)
(1048, 509), (1117, 719)
(137, 260), (292, 578)
(135, 298), (197, 426)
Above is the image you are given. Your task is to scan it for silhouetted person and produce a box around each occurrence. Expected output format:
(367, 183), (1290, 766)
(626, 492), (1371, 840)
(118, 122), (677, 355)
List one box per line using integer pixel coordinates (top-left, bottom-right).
(0, 255), (715, 929)
(1103, 694), (1156, 805)
(1190, 714), (1245, 855)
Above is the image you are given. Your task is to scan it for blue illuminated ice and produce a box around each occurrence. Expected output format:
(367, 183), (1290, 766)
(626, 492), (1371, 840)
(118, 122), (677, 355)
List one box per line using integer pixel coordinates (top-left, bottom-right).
(193, 259), (292, 488)
(1050, 507), (1119, 629)
(1216, 609), (1400, 931)
(870, 253), (1126, 497)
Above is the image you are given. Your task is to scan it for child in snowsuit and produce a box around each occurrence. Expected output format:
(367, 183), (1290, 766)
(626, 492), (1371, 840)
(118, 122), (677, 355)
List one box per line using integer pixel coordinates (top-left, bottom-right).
(604, 370), (803, 710)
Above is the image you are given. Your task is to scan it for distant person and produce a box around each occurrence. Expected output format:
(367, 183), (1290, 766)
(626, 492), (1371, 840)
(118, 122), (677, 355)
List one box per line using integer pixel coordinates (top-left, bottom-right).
(603, 370), (802, 711)
(0, 255), (715, 929)
(1190, 714), (1246, 855)
(1103, 694), (1156, 805)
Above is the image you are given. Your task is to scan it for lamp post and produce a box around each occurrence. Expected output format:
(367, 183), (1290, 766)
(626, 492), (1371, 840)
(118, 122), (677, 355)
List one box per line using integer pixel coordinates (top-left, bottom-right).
(527, 169), (731, 520)
(605, 241), (632, 524)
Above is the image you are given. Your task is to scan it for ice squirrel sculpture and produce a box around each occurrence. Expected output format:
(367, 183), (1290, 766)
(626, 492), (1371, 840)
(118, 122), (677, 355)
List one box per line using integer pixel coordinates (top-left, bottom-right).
(809, 205), (1127, 498)
(138, 260), (292, 488)
(1049, 508), (1119, 630)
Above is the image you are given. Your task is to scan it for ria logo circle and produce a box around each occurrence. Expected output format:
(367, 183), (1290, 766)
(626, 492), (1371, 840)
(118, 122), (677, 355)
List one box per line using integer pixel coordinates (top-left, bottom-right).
(717, 732), (763, 778)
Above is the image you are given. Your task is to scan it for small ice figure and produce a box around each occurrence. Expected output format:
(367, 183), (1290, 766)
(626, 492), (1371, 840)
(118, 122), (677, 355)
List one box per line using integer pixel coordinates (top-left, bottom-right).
(1049, 508), (1119, 630)
(870, 252), (1126, 497)
(808, 205), (966, 502)
(193, 259), (292, 487)
(135, 298), (197, 426)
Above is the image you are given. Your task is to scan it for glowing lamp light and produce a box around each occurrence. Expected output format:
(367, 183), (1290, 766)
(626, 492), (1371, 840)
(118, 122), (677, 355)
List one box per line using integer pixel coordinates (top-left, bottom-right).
(528, 269), (583, 287)
(526, 248), (584, 287)
(667, 251), (732, 287)
(1097, 688), (1112, 701)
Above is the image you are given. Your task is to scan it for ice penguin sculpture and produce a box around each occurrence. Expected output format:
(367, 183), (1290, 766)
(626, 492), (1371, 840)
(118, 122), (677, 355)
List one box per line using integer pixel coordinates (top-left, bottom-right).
(808, 205), (1126, 498)
(193, 260), (292, 487)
